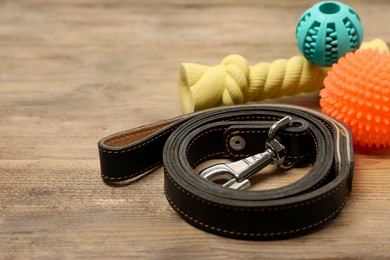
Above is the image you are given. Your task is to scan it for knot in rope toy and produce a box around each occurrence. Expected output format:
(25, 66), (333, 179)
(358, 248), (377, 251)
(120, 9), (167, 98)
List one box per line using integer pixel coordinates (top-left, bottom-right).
(178, 54), (326, 114)
(178, 39), (388, 114)
(320, 48), (390, 148)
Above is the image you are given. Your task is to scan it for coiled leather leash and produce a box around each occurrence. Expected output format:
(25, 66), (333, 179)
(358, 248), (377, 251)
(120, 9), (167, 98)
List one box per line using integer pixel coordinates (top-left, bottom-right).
(98, 104), (354, 240)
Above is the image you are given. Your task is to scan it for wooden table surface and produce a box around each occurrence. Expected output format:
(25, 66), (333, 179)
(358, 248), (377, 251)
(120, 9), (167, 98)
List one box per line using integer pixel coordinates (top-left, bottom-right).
(1, 0), (390, 258)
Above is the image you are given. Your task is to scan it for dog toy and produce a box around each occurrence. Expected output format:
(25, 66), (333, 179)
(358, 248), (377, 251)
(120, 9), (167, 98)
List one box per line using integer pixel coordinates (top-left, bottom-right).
(320, 48), (390, 148)
(296, 1), (363, 66)
(178, 39), (388, 114)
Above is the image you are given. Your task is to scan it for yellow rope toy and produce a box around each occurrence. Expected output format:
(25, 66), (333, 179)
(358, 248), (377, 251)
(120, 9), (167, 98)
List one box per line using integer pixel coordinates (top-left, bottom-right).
(178, 38), (389, 114)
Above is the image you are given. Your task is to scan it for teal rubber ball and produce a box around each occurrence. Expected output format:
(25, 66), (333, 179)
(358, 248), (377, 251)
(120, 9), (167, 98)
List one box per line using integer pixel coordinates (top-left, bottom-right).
(296, 1), (364, 67)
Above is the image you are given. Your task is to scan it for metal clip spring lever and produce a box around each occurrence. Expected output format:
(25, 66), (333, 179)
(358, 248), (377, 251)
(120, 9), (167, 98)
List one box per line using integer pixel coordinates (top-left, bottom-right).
(199, 116), (293, 190)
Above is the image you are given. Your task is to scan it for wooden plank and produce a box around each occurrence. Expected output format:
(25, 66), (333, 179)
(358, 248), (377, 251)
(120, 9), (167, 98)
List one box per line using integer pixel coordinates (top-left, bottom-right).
(1, 0), (390, 258)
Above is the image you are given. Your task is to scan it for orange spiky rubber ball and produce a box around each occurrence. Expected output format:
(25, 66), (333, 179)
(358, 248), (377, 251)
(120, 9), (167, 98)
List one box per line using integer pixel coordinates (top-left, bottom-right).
(320, 48), (390, 148)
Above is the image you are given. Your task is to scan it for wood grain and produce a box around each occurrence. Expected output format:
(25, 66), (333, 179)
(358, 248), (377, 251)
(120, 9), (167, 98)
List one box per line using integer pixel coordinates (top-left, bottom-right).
(1, 0), (390, 258)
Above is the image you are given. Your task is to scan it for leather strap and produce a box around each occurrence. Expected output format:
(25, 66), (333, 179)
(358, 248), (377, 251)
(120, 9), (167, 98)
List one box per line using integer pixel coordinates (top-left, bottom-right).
(98, 104), (354, 240)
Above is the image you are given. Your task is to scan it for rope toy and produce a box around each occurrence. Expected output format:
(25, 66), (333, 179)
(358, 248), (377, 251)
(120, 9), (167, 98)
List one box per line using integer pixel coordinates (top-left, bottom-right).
(296, 1), (363, 66)
(320, 48), (390, 148)
(178, 39), (388, 114)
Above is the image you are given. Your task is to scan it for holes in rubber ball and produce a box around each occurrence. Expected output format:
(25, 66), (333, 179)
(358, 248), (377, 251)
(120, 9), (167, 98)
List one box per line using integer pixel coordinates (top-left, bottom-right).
(319, 2), (340, 14)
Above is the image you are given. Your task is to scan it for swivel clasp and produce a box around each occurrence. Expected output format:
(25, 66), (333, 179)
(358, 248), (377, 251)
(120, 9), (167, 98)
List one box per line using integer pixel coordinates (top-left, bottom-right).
(199, 116), (293, 190)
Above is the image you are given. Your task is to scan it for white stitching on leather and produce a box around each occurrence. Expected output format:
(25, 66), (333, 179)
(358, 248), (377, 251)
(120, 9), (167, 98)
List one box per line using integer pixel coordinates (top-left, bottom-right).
(101, 161), (162, 181)
(165, 171), (347, 212)
(165, 188), (347, 238)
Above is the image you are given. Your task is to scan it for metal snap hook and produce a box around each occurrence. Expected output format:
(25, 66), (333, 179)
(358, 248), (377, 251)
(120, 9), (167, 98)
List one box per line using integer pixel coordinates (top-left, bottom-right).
(199, 116), (293, 190)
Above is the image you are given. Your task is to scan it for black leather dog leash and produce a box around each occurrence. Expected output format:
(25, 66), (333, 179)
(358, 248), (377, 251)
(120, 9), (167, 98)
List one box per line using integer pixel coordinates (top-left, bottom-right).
(98, 104), (354, 240)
